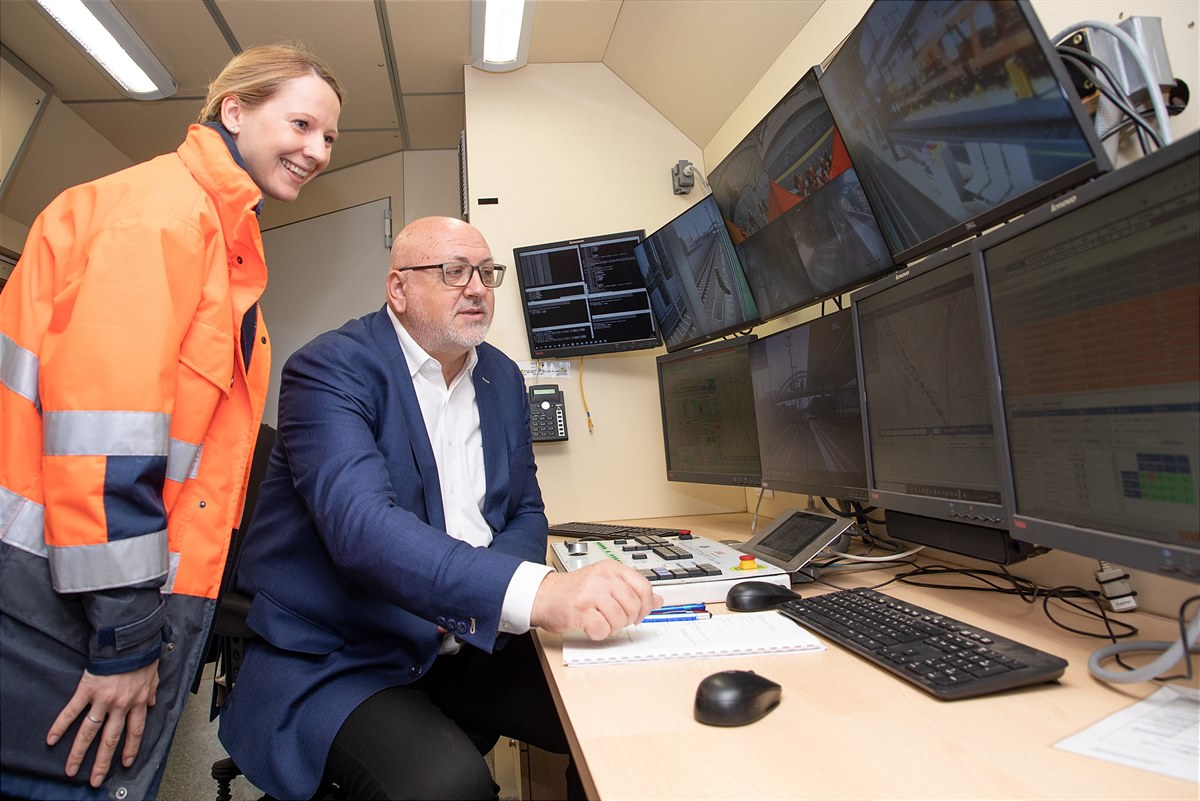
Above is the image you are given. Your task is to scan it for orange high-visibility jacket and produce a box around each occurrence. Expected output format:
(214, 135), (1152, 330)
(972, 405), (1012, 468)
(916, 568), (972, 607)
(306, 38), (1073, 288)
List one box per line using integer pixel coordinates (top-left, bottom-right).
(0, 123), (270, 797)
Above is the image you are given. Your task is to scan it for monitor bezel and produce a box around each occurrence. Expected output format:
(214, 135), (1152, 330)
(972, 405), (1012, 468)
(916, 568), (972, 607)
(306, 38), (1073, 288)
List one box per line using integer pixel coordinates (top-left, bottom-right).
(708, 64), (897, 322)
(851, 240), (1015, 531)
(512, 229), (661, 359)
(976, 130), (1200, 582)
(820, 0), (1112, 266)
(655, 334), (763, 487)
(748, 308), (870, 501)
(635, 195), (762, 353)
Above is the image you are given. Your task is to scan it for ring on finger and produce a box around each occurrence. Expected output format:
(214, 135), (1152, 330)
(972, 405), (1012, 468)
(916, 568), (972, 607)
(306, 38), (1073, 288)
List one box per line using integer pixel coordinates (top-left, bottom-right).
(86, 712), (103, 724)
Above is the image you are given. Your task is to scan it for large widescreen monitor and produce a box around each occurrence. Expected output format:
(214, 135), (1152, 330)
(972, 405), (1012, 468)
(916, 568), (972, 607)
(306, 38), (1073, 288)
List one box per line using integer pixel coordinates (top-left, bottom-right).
(513, 230), (660, 358)
(981, 131), (1200, 582)
(748, 308), (868, 501)
(820, 0), (1109, 265)
(656, 336), (762, 487)
(709, 66), (894, 320)
(852, 243), (1029, 564)
(634, 195), (761, 352)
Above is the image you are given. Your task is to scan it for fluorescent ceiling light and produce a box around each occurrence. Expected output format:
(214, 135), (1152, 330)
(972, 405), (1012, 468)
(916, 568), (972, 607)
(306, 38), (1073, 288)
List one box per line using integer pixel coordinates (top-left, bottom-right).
(35, 0), (176, 100)
(471, 0), (537, 73)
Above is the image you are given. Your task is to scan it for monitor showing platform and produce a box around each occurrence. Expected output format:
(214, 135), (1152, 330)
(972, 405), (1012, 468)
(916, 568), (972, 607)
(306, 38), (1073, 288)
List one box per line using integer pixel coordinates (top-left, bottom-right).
(748, 308), (868, 501)
(819, 0), (1108, 264)
(634, 195), (761, 352)
(709, 66), (894, 321)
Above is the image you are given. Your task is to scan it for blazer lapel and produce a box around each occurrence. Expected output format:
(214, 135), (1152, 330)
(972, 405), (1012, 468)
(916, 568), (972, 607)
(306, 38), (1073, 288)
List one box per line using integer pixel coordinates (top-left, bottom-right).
(474, 364), (509, 532)
(368, 308), (445, 530)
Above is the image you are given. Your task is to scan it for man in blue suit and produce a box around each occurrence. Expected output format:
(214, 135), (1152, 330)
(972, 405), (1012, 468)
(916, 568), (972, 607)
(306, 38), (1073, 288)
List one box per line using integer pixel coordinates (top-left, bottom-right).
(218, 216), (659, 800)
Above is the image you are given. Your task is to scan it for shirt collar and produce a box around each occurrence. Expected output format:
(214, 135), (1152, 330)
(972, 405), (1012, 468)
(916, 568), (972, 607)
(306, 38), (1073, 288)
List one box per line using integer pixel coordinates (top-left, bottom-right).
(202, 120), (263, 218)
(386, 304), (478, 382)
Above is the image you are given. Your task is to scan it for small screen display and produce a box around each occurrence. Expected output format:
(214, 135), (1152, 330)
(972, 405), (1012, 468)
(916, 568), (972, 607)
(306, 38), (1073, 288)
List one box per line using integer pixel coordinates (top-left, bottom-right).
(756, 512), (840, 561)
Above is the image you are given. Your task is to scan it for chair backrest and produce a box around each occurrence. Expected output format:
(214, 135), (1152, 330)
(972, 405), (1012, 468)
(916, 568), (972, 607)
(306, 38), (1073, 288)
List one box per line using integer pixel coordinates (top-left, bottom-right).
(210, 423), (276, 714)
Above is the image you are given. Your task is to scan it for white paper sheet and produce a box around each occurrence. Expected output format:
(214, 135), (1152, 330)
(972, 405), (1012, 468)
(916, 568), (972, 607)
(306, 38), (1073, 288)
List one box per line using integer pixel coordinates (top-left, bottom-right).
(1055, 686), (1200, 783)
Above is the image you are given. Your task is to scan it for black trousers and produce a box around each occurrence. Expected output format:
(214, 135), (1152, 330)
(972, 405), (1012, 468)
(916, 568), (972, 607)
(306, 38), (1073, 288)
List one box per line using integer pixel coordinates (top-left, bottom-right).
(323, 633), (583, 800)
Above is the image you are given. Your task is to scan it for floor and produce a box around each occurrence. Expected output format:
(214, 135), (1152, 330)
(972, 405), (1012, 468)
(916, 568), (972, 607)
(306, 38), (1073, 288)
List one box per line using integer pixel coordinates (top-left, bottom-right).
(159, 663), (260, 801)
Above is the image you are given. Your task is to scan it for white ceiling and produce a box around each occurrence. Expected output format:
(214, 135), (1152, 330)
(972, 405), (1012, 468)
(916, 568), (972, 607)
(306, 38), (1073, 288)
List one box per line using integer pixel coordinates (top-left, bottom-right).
(0, 0), (824, 227)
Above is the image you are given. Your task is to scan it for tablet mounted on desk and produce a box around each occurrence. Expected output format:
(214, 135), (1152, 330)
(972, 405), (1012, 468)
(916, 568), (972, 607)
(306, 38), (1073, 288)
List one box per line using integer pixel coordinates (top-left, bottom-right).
(738, 508), (852, 572)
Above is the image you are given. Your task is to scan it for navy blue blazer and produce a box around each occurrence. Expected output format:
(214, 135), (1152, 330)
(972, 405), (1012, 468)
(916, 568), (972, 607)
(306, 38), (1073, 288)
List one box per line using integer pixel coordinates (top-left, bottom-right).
(217, 307), (547, 800)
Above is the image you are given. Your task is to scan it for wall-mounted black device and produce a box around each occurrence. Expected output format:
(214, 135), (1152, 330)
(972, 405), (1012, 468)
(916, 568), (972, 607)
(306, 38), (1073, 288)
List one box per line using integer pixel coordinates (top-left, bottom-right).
(529, 384), (568, 442)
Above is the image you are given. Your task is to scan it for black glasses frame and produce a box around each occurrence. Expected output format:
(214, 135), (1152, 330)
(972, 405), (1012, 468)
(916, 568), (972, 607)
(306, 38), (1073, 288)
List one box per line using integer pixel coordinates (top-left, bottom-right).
(393, 262), (506, 288)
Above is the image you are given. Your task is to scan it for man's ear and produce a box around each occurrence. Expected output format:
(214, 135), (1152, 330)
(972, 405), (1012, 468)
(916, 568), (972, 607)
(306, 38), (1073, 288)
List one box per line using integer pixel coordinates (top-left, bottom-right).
(220, 95), (243, 135)
(386, 269), (407, 314)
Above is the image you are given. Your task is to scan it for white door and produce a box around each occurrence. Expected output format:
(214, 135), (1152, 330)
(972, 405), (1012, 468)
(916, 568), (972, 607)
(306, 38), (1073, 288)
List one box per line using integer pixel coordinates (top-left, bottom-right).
(259, 197), (392, 426)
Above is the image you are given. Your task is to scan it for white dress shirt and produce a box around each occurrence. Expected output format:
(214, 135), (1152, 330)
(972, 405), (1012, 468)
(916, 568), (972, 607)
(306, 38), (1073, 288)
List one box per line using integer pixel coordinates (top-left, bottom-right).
(387, 306), (551, 644)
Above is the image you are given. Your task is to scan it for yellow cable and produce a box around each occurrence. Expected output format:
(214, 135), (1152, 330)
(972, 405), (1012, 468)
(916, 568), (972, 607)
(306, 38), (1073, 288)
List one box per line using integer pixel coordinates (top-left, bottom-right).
(578, 357), (593, 433)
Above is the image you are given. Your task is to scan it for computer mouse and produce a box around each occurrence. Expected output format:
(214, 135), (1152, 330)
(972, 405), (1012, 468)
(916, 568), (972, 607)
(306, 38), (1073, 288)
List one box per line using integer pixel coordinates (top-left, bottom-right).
(725, 580), (801, 611)
(694, 669), (782, 726)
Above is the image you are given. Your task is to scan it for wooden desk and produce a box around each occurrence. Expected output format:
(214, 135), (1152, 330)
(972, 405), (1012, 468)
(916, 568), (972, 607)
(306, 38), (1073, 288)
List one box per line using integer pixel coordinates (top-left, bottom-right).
(537, 513), (1197, 800)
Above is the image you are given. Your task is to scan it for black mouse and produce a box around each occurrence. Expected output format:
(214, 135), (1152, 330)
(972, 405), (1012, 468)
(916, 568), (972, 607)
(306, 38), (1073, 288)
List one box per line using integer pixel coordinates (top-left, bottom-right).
(694, 669), (782, 726)
(725, 580), (800, 611)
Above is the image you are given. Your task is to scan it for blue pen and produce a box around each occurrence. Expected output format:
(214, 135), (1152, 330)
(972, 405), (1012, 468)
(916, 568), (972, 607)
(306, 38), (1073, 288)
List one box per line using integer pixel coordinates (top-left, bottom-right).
(640, 611), (713, 623)
(649, 603), (707, 614)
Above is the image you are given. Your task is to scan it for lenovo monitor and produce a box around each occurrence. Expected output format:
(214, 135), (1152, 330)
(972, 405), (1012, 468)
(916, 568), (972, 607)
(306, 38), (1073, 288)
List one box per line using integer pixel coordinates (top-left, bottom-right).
(513, 230), (660, 358)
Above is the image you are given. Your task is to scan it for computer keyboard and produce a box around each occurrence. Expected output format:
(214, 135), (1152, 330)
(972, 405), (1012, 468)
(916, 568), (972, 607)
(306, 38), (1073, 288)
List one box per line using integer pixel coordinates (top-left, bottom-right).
(778, 587), (1068, 700)
(547, 521), (691, 540)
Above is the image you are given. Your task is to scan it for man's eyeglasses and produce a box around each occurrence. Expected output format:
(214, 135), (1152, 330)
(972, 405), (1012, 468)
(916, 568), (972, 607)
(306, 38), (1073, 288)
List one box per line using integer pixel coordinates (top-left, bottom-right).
(393, 262), (506, 288)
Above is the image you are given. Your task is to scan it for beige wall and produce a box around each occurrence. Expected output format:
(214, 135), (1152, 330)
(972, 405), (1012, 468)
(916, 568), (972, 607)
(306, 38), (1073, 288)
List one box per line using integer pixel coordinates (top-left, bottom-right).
(464, 62), (751, 524)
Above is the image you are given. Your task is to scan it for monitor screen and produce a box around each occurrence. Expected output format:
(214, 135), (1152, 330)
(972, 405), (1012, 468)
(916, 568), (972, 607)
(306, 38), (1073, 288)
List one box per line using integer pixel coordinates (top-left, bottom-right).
(748, 308), (868, 500)
(513, 230), (660, 358)
(656, 336), (762, 486)
(981, 131), (1200, 581)
(819, 0), (1108, 264)
(709, 66), (894, 320)
(634, 195), (761, 352)
(853, 244), (1010, 527)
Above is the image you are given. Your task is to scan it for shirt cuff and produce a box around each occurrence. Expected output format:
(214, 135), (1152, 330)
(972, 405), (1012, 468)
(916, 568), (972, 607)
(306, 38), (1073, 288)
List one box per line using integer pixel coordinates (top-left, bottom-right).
(499, 561), (554, 634)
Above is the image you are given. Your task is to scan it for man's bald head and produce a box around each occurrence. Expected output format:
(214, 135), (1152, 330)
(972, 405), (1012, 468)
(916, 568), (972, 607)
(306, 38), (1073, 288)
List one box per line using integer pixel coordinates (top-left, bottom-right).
(390, 216), (488, 270)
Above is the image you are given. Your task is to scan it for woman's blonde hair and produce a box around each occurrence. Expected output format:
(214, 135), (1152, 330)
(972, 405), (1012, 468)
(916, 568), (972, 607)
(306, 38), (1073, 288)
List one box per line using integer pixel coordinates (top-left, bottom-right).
(198, 44), (343, 124)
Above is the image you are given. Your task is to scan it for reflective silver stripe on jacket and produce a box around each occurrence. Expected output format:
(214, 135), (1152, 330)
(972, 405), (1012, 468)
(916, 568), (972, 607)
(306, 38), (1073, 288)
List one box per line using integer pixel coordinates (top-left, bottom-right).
(48, 529), (170, 593)
(0, 485), (47, 557)
(166, 439), (203, 483)
(43, 411), (170, 456)
(0, 333), (40, 408)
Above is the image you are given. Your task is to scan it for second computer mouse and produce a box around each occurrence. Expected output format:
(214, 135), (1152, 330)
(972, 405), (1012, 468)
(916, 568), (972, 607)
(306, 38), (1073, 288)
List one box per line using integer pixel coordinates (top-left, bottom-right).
(694, 669), (782, 726)
(725, 580), (801, 611)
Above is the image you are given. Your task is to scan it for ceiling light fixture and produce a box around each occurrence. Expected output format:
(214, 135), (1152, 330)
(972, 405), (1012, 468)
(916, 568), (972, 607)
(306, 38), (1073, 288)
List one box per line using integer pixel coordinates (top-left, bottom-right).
(471, 0), (537, 73)
(34, 0), (176, 100)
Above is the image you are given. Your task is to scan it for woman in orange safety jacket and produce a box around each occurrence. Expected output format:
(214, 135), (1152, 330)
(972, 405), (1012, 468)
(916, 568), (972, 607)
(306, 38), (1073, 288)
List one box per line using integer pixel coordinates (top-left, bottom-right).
(0, 44), (342, 801)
